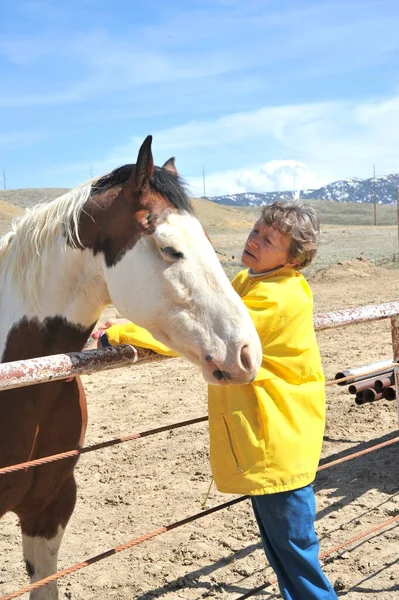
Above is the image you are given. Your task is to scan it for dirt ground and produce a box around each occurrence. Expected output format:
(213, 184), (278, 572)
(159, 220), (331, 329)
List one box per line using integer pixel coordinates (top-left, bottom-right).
(0, 259), (398, 599)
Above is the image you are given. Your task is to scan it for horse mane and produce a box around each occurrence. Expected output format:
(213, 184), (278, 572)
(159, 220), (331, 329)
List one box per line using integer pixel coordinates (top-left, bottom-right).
(0, 164), (193, 308)
(93, 165), (194, 214)
(0, 182), (93, 309)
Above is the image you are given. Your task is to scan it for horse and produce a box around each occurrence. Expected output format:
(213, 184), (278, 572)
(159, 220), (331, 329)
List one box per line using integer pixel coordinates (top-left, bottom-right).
(0, 136), (262, 599)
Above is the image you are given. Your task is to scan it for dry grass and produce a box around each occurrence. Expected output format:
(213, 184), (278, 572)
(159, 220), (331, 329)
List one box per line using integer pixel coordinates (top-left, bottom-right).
(0, 188), (69, 209)
(241, 198), (398, 226)
(0, 200), (23, 237)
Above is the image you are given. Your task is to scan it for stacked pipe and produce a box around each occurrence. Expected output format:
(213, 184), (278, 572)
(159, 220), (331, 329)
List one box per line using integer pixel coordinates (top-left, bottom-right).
(334, 360), (396, 405)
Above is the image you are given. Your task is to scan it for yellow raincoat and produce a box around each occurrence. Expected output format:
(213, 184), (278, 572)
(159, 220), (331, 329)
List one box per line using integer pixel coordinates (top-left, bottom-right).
(104, 267), (325, 495)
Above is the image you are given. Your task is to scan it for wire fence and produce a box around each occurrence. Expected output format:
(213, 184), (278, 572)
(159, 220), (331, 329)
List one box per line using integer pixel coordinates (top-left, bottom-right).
(0, 300), (398, 598)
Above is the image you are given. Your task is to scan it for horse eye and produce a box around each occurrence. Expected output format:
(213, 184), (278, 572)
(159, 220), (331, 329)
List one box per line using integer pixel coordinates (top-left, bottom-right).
(160, 246), (185, 260)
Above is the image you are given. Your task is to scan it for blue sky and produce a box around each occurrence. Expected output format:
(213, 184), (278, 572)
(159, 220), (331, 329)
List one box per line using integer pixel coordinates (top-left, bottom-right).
(1, 0), (399, 196)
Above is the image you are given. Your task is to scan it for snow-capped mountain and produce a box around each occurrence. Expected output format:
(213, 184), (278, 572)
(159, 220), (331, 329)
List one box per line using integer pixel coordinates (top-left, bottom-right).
(207, 174), (399, 207)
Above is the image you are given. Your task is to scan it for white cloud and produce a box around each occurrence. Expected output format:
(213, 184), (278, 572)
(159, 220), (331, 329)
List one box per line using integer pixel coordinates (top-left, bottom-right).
(97, 97), (388, 194)
(188, 160), (321, 197)
(237, 160), (320, 192)
(41, 92), (399, 194)
(105, 102), (336, 160)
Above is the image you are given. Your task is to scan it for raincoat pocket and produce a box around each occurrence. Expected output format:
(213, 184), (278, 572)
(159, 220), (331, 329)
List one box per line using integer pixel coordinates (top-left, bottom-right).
(222, 415), (245, 473)
(221, 410), (265, 476)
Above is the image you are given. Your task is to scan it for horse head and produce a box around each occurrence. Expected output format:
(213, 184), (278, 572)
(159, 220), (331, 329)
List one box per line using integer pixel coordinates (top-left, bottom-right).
(77, 136), (262, 385)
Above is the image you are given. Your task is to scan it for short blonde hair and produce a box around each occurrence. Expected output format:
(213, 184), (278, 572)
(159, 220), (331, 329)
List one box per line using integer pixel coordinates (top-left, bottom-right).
(261, 201), (320, 269)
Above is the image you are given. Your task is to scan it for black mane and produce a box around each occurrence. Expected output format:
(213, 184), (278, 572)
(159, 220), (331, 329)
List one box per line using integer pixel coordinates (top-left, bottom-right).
(92, 165), (193, 214)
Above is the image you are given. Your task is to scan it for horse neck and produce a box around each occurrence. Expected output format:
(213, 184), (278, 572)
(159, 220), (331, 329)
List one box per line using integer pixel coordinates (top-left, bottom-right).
(0, 237), (110, 359)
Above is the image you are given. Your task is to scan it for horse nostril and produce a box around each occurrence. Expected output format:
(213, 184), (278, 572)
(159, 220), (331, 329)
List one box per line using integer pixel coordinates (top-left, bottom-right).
(240, 345), (252, 372)
(212, 370), (224, 381)
(212, 369), (232, 382)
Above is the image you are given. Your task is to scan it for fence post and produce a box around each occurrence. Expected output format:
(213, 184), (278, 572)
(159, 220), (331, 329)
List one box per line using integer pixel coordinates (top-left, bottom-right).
(394, 365), (399, 428)
(391, 316), (399, 426)
(391, 316), (399, 362)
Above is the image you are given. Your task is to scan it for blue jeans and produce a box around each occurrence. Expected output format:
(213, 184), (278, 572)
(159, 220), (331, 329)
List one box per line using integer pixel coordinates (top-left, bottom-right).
(251, 485), (337, 600)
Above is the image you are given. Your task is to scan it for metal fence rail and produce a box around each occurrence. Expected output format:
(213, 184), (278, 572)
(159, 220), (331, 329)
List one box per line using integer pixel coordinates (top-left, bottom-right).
(1, 301), (399, 391)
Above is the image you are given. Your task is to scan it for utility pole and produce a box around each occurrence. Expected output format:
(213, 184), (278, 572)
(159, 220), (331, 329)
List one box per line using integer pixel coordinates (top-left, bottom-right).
(90, 164), (93, 179)
(373, 165), (377, 226)
(202, 165), (206, 198)
(2, 168), (6, 190)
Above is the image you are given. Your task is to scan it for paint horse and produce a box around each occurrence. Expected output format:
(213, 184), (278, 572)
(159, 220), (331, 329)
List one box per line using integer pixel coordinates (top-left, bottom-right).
(0, 136), (261, 599)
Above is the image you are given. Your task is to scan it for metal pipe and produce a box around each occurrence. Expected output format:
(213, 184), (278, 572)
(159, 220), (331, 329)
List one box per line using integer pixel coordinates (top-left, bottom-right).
(0, 345), (168, 392)
(348, 376), (386, 395)
(0, 300), (398, 394)
(356, 388), (383, 405)
(355, 391), (364, 404)
(314, 302), (399, 331)
(382, 386), (396, 401)
(335, 361), (394, 386)
(363, 388), (383, 403)
(374, 375), (394, 392)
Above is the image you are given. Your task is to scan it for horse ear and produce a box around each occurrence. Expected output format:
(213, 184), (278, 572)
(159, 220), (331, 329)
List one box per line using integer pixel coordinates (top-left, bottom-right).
(134, 135), (154, 191)
(162, 157), (177, 175)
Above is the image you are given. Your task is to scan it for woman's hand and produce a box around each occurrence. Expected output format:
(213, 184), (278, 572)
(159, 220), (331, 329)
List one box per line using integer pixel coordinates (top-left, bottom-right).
(88, 318), (133, 349)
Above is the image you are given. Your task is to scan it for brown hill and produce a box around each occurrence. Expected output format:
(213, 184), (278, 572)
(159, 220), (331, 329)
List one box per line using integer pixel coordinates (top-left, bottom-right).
(0, 200), (24, 236)
(0, 188), (69, 209)
(191, 197), (254, 233)
(0, 188), (254, 236)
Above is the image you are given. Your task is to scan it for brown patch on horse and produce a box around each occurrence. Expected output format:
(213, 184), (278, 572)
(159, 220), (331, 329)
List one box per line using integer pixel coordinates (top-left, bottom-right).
(19, 474), (77, 538)
(2, 316), (94, 362)
(0, 317), (92, 524)
(74, 180), (170, 267)
(26, 424), (40, 469)
(72, 137), (193, 267)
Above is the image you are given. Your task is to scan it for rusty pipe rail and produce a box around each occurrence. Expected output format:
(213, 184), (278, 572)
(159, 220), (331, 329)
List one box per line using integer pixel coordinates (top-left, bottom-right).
(314, 301), (399, 364)
(314, 301), (399, 424)
(0, 301), (399, 392)
(0, 345), (165, 392)
(313, 301), (399, 331)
